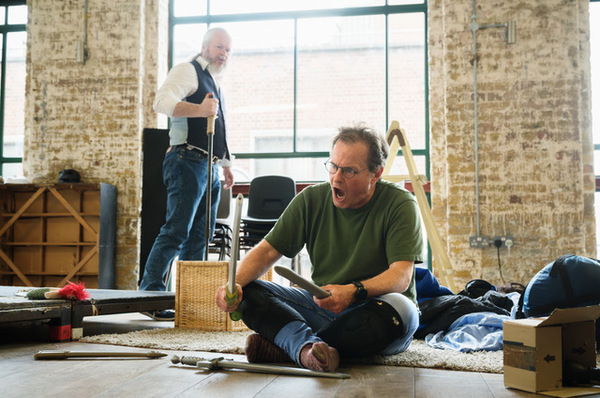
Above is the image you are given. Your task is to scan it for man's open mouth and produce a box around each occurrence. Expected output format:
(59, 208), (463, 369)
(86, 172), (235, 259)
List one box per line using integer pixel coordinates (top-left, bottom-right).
(334, 187), (345, 199)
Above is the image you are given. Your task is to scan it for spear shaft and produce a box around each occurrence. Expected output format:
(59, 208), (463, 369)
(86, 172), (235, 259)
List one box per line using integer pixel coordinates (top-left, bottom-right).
(34, 350), (167, 360)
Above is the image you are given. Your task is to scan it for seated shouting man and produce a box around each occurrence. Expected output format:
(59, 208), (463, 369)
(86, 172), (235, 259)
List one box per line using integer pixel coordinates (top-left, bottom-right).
(216, 123), (424, 373)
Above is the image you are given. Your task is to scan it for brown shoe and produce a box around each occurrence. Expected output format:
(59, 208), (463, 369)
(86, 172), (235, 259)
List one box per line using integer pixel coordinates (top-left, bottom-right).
(300, 342), (340, 372)
(245, 333), (291, 363)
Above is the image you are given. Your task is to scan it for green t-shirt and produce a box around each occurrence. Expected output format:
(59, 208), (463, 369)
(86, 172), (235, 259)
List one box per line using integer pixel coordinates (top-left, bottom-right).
(265, 179), (424, 305)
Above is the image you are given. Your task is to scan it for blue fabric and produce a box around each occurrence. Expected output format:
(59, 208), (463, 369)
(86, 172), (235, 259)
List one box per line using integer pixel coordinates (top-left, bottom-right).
(423, 293), (520, 352)
(424, 312), (509, 352)
(249, 280), (419, 366)
(415, 267), (453, 303)
(139, 146), (221, 291)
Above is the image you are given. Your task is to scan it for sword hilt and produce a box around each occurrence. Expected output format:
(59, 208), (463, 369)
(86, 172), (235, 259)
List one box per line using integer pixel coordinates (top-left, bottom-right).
(225, 290), (242, 321)
(172, 355), (227, 371)
(229, 310), (242, 321)
(171, 355), (204, 366)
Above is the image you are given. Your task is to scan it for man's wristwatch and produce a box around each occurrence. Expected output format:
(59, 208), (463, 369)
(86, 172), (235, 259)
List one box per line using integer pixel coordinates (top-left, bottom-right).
(352, 281), (368, 303)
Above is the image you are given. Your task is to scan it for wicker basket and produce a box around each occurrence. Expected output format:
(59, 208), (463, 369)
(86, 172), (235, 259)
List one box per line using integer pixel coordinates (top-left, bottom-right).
(175, 260), (271, 331)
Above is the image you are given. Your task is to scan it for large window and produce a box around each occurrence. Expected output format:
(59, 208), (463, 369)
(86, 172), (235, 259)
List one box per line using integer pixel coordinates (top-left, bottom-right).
(0, 1), (26, 178)
(170, 1), (428, 183)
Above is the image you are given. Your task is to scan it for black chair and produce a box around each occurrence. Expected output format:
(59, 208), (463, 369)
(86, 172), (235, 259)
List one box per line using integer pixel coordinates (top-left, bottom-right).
(239, 175), (296, 250)
(208, 182), (233, 261)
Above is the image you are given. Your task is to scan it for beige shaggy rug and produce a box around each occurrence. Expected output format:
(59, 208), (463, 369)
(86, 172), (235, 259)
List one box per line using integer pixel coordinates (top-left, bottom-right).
(80, 328), (505, 373)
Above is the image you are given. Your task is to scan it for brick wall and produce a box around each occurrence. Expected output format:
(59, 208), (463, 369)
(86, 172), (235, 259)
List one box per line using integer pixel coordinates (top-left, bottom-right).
(22, 0), (595, 290)
(24, 0), (166, 289)
(429, 0), (595, 289)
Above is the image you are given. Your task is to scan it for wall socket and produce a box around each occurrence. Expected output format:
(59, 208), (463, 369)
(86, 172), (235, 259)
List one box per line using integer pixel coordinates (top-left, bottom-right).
(469, 235), (490, 248)
(492, 236), (514, 248)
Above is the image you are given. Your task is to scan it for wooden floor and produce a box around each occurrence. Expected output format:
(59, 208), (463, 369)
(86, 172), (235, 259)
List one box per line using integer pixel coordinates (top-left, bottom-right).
(0, 313), (548, 398)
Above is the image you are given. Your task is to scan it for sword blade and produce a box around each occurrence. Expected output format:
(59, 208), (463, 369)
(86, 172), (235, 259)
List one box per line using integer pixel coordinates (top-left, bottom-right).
(172, 355), (350, 379)
(228, 193), (244, 295)
(274, 265), (331, 299)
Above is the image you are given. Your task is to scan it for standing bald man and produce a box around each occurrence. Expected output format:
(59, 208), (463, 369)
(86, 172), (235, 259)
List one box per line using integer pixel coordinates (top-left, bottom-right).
(141, 28), (234, 321)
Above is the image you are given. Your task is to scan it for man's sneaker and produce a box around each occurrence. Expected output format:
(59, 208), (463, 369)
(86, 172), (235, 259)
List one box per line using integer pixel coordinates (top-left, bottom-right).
(141, 309), (175, 321)
(245, 333), (292, 363)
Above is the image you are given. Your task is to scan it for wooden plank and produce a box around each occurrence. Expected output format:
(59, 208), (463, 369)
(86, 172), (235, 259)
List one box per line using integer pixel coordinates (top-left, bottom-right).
(414, 367), (497, 398)
(335, 364), (414, 397)
(174, 368), (279, 398)
(254, 372), (343, 398)
(95, 360), (214, 397)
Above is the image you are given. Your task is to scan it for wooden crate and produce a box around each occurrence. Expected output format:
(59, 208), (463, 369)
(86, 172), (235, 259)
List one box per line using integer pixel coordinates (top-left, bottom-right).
(175, 260), (272, 331)
(0, 183), (116, 288)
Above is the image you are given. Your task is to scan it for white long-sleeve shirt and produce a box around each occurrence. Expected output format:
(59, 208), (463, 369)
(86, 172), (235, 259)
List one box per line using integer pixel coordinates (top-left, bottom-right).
(153, 56), (232, 167)
(153, 56), (213, 116)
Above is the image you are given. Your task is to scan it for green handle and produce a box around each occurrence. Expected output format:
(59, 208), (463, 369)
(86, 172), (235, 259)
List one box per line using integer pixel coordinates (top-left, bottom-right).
(226, 290), (242, 321)
(230, 310), (242, 321)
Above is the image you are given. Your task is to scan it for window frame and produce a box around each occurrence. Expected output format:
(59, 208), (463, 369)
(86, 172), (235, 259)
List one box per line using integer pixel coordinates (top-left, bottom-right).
(168, 2), (430, 183)
(0, 0), (26, 176)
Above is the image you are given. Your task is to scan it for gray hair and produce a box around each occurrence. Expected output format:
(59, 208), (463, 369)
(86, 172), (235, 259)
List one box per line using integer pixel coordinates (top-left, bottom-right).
(332, 123), (389, 172)
(191, 28), (231, 61)
(202, 27), (230, 49)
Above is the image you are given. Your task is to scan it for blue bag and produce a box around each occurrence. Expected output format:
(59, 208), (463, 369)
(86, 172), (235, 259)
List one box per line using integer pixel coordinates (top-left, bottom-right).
(521, 254), (600, 317)
(517, 254), (600, 348)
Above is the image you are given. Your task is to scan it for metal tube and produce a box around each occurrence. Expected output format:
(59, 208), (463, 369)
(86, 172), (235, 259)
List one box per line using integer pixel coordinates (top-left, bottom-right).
(507, 21), (517, 44)
(83, 0), (88, 51)
(468, 3), (515, 239)
(471, 0), (481, 237)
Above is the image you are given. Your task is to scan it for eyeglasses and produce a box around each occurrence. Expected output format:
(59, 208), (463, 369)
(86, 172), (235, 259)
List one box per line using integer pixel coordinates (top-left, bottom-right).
(324, 160), (368, 179)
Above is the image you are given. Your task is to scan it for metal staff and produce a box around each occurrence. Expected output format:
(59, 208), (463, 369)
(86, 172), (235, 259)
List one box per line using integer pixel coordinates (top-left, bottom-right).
(171, 355), (350, 379)
(204, 93), (216, 260)
(34, 350), (167, 360)
(226, 193), (244, 321)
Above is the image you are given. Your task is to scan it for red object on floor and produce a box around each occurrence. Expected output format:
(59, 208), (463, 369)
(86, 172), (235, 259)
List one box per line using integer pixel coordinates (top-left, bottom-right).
(49, 324), (71, 341)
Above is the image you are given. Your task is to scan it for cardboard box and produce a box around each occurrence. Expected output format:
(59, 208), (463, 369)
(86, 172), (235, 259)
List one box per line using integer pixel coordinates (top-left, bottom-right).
(503, 305), (600, 397)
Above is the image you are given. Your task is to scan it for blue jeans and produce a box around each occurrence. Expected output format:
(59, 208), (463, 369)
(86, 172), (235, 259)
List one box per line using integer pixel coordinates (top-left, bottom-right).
(250, 280), (420, 365)
(139, 146), (221, 291)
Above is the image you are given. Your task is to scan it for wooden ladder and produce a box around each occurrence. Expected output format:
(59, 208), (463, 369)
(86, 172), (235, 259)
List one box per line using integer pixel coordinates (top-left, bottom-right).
(382, 121), (457, 292)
